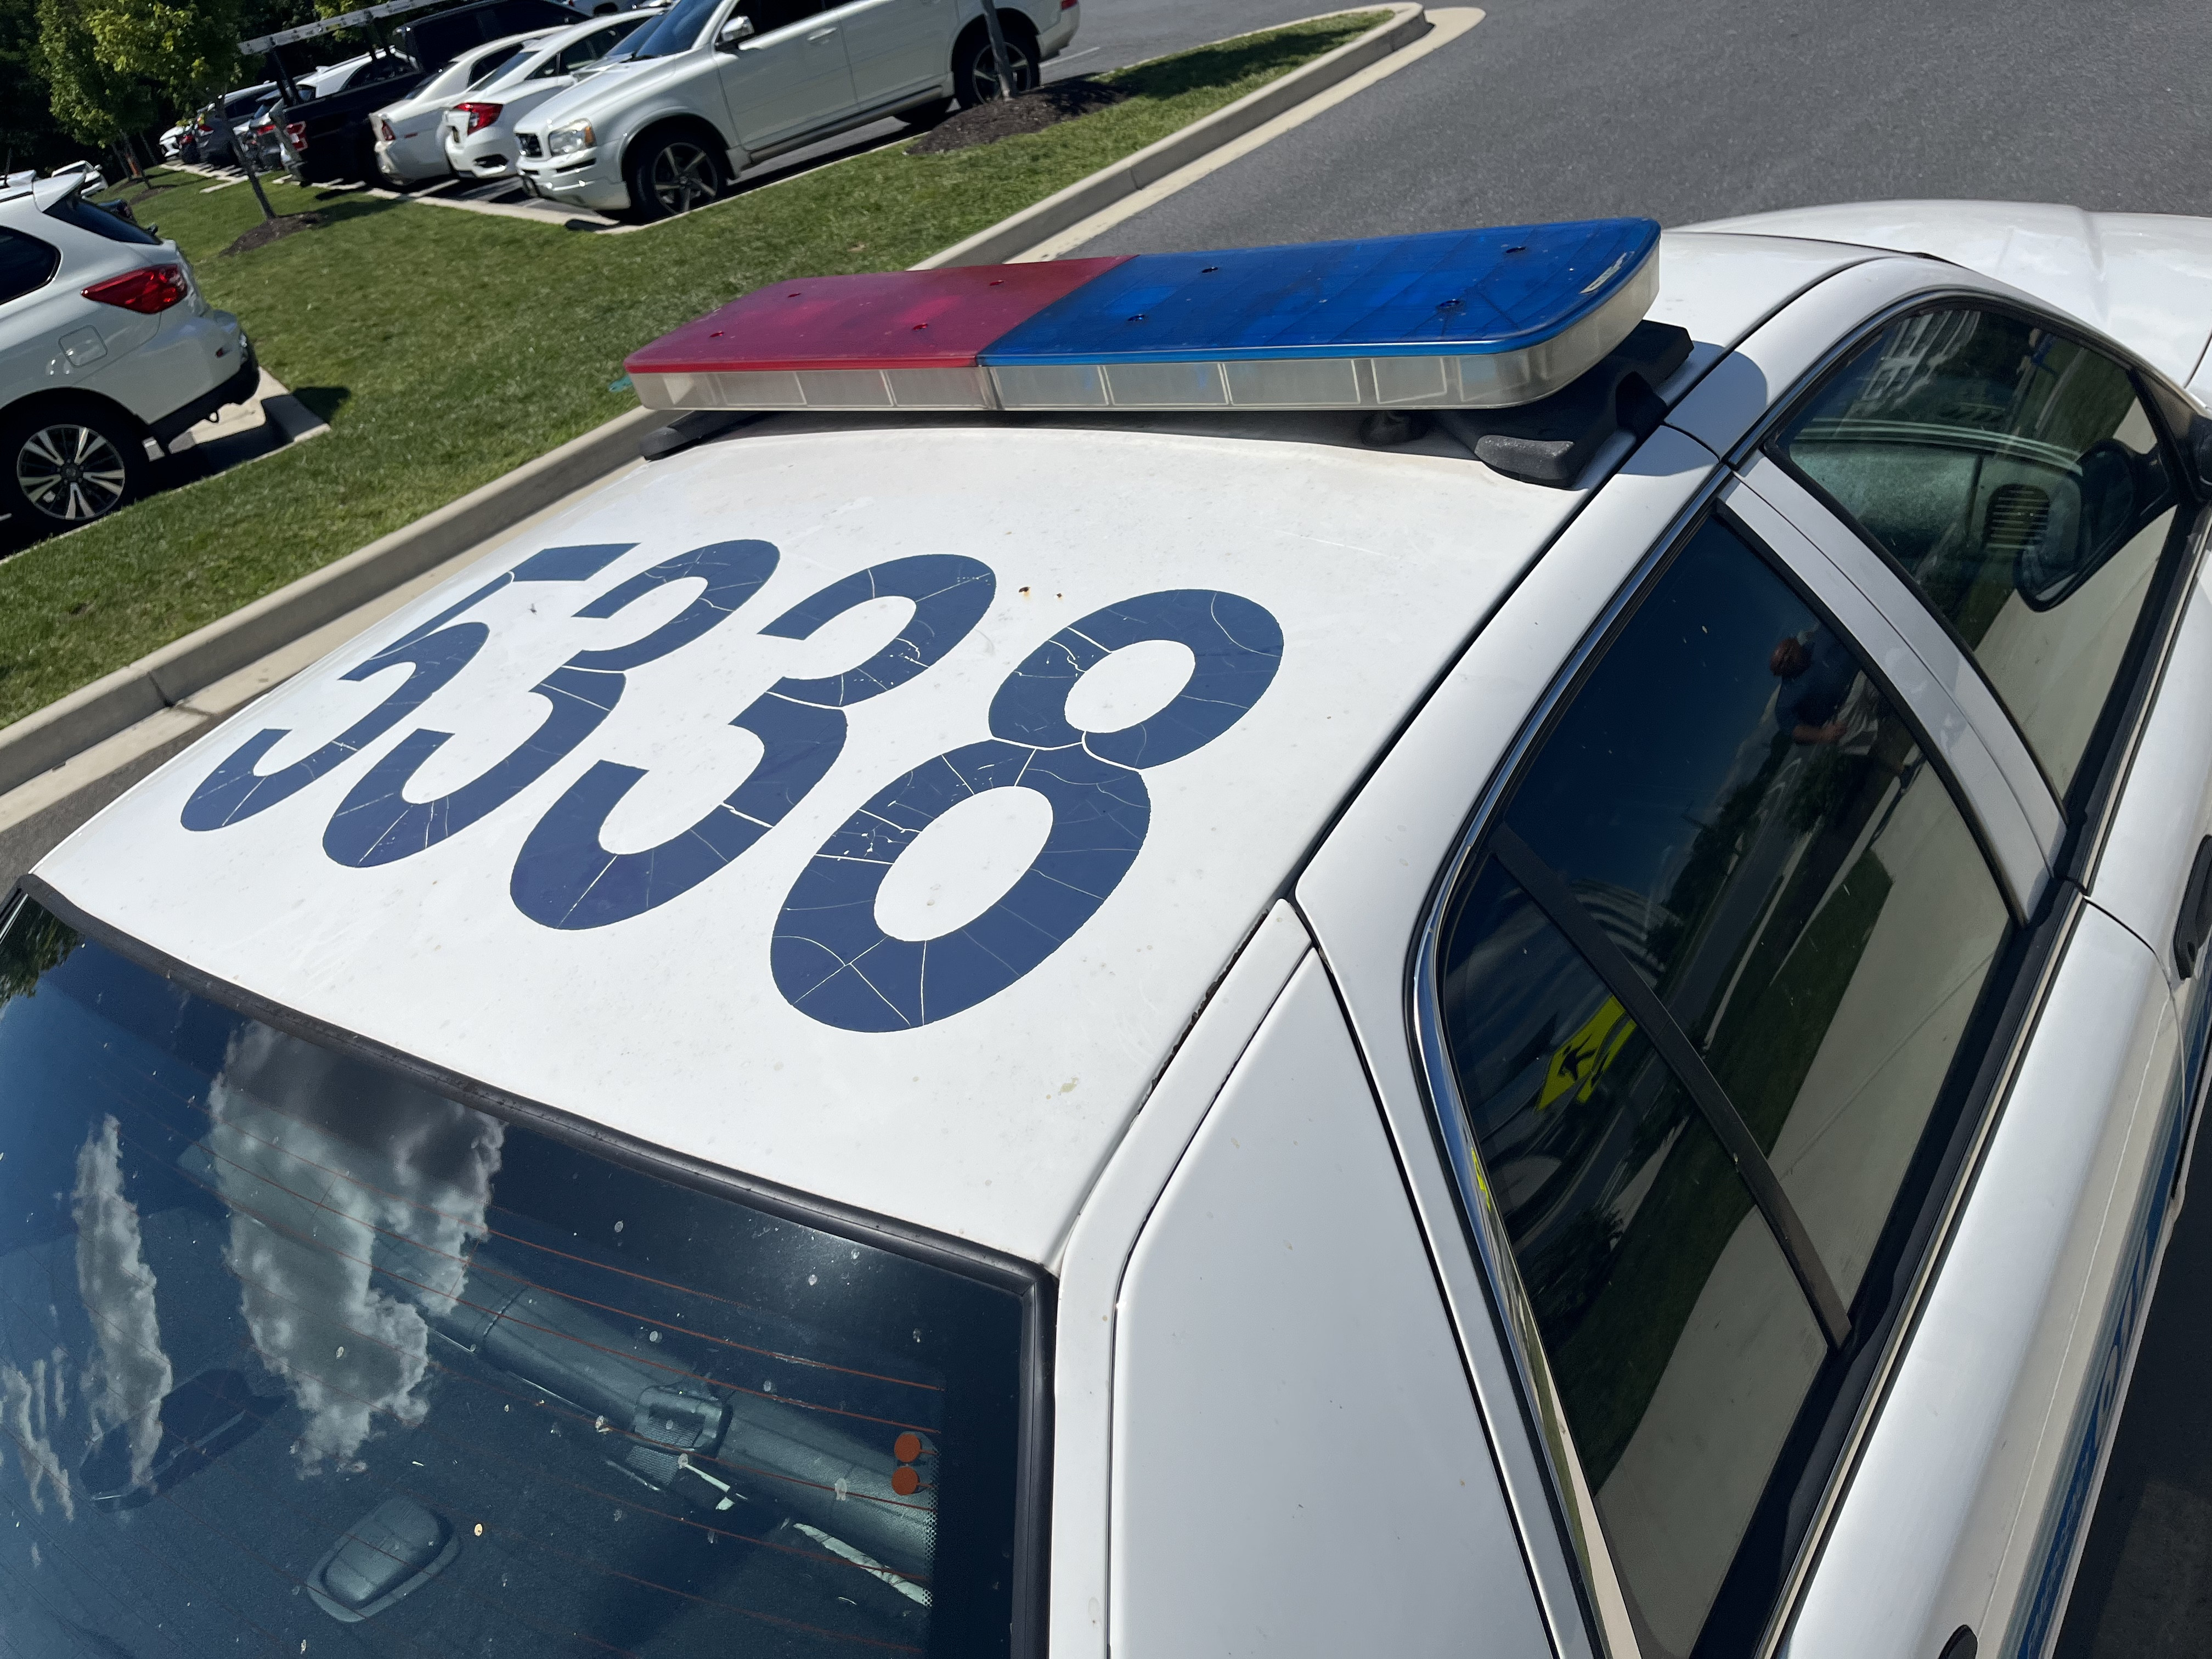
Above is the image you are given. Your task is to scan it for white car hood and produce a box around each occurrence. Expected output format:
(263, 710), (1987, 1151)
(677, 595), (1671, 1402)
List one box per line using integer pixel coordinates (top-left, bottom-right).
(1689, 201), (2212, 401)
(518, 57), (662, 137)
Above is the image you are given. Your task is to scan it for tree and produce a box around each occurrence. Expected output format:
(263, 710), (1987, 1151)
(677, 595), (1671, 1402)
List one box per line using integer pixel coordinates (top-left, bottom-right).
(34, 0), (159, 150)
(80, 0), (242, 105)
(1, 0), (86, 170)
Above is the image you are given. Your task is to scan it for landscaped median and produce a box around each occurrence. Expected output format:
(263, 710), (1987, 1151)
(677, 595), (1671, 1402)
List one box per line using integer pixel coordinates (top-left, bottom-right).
(0, 10), (1390, 732)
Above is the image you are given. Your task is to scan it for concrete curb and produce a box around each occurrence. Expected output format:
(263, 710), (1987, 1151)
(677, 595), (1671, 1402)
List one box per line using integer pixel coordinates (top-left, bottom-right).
(916, 3), (1429, 269)
(0, 402), (661, 798)
(0, 9), (1430, 803)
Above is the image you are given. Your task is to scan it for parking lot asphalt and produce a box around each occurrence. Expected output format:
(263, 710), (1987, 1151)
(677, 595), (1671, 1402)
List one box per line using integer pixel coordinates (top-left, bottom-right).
(1071, 0), (2212, 251)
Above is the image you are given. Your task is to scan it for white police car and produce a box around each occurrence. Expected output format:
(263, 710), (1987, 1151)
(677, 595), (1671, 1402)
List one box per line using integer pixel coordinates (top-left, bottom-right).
(4, 207), (2211, 1659)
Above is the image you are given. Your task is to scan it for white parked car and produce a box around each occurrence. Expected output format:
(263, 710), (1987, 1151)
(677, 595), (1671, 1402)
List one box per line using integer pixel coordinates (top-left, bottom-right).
(369, 28), (569, 185)
(515, 0), (1079, 219)
(0, 173), (251, 533)
(441, 10), (662, 184)
(11, 207), (2212, 1659)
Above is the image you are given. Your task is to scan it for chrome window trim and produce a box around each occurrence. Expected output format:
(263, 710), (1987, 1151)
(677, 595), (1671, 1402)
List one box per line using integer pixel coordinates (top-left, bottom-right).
(1720, 472), (2051, 919)
(1735, 451), (2067, 870)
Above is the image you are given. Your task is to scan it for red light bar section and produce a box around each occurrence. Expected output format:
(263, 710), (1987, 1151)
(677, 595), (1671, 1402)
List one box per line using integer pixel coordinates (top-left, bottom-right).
(626, 257), (1132, 376)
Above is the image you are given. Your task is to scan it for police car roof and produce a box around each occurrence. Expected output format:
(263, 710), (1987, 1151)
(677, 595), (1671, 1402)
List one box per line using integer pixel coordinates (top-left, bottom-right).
(31, 229), (1869, 1265)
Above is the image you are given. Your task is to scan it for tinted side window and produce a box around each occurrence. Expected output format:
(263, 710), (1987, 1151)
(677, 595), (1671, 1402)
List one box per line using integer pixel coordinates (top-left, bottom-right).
(469, 44), (524, 81)
(746, 0), (826, 36)
(1775, 309), (2177, 798)
(1435, 517), (2014, 1657)
(0, 228), (61, 304)
(552, 22), (626, 70)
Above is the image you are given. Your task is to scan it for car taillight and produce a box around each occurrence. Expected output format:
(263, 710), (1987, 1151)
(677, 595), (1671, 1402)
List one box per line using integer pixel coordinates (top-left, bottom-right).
(453, 101), (503, 134)
(82, 264), (188, 315)
(380, 117), (398, 142)
(286, 122), (307, 150)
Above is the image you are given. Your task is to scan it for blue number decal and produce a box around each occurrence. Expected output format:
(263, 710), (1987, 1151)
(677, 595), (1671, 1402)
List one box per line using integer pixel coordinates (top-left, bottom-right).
(772, 589), (1283, 1031)
(510, 554), (995, 929)
(180, 543), (635, 832)
(321, 540), (779, 868)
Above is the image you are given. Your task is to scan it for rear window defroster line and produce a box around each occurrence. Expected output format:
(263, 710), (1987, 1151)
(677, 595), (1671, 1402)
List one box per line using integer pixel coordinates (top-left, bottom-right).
(1486, 825), (1854, 1349)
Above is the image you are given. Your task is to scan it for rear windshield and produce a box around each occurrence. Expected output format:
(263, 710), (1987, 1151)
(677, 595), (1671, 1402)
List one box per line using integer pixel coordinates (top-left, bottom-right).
(0, 899), (1030, 1657)
(43, 194), (160, 246)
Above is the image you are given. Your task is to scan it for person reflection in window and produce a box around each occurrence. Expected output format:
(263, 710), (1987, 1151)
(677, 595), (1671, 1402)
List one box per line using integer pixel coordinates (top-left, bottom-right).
(1770, 629), (1858, 744)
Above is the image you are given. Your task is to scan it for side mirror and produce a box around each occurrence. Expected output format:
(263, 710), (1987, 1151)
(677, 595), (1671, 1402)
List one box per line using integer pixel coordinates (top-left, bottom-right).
(2011, 438), (2171, 612)
(715, 14), (754, 47)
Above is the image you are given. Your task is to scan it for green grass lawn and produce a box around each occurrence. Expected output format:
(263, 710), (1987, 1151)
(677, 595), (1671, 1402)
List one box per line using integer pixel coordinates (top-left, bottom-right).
(0, 12), (1384, 730)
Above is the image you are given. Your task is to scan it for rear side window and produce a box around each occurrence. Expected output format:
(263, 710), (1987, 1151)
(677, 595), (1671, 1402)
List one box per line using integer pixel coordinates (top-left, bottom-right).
(1774, 309), (2178, 799)
(0, 227), (61, 303)
(466, 46), (529, 88)
(468, 43), (528, 83)
(43, 194), (161, 247)
(556, 21), (633, 68)
(1432, 516), (2013, 1658)
(0, 900), (1032, 1657)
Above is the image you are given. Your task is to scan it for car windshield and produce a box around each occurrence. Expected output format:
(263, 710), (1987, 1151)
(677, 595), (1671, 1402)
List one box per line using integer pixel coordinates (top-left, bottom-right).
(0, 898), (1029, 1657)
(614, 0), (716, 60)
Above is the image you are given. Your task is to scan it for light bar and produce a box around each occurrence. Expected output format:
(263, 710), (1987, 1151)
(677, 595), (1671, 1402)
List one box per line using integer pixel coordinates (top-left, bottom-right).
(624, 219), (1661, 416)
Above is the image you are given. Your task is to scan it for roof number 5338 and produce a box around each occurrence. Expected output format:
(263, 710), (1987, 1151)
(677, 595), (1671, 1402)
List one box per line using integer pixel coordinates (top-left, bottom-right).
(180, 542), (1284, 1031)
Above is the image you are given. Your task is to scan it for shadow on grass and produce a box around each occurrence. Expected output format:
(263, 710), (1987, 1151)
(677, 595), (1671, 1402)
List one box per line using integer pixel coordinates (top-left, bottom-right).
(291, 386), (352, 424)
(1110, 20), (1365, 100)
(303, 192), (410, 226)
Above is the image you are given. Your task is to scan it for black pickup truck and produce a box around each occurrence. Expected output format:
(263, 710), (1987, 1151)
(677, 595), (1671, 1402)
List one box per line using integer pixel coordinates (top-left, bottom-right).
(275, 0), (586, 185)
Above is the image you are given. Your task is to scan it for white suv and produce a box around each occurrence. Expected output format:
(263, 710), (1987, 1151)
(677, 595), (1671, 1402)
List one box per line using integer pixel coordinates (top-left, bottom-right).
(515, 0), (1078, 219)
(0, 175), (253, 536)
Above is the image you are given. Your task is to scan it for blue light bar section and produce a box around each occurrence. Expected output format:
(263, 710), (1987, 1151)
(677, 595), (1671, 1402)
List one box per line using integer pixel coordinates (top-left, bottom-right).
(979, 218), (1660, 366)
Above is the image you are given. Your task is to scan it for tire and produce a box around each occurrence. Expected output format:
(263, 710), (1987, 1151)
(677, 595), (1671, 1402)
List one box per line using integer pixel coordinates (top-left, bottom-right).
(1, 400), (144, 537)
(624, 129), (725, 222)
(953, 22), (1040, 106)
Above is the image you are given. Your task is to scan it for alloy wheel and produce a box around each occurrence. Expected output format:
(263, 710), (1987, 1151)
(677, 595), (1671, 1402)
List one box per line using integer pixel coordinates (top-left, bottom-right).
(648, 142), (718, 216)
(967, 38), (1038, 100)
(16, 423), (130, 523)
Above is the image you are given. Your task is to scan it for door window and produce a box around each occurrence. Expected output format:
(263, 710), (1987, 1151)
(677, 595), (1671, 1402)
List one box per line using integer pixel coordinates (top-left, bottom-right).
(1773, 308), (2178, 798)
(1432, 515), (2015, 1657)
(742, 0), (826, 35)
